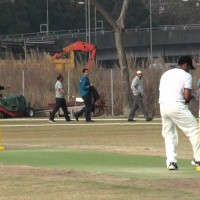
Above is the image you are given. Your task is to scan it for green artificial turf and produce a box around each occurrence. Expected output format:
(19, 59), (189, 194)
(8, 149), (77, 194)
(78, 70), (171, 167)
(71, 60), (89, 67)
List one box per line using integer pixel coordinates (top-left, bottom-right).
(0, 149), (198, 179)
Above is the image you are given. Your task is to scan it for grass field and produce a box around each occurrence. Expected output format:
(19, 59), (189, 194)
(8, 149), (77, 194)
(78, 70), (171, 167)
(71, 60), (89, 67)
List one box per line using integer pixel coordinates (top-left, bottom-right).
(0, 118), (200, 200)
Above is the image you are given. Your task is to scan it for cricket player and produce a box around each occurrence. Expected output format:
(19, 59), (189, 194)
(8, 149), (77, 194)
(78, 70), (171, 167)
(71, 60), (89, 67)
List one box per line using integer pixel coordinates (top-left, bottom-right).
(159, 56), (200, 170)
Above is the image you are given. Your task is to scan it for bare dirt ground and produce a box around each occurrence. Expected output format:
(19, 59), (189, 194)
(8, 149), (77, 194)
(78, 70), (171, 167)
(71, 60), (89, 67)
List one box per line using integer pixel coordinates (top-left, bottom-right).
(1, 164), (200, 200)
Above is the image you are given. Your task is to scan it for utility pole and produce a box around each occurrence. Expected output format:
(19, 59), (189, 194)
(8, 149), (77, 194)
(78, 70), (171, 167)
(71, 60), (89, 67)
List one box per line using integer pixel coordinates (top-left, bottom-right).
(150, 0), (153, 66)
(47, 0), (49, 35)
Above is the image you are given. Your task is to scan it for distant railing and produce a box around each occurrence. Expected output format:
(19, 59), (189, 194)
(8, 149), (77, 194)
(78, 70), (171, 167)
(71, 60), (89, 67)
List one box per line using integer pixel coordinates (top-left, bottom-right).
(0, 28), (111, 42)
(1, 24), (200, 42)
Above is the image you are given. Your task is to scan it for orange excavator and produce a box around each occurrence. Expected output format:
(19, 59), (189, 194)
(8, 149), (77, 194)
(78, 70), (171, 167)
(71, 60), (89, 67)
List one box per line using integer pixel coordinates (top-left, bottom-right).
(52, 41), (96, 71)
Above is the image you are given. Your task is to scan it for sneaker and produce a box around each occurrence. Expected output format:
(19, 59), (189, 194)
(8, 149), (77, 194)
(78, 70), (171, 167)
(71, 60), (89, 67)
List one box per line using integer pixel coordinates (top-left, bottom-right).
(49, 119), (56, 123)
(168, 162), (178, 170)
(74, 113), (79, 121)
(191, 159), (200, 166)
(86, 120), (95, 122)
(66, 119), (73, 122)
(146, 117), (153, 121)
(128, 119), (136, 122)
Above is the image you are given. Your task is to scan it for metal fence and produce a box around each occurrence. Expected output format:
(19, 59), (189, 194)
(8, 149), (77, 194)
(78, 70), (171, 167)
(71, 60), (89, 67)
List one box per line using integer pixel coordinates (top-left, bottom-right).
(1, 24), (200, 42)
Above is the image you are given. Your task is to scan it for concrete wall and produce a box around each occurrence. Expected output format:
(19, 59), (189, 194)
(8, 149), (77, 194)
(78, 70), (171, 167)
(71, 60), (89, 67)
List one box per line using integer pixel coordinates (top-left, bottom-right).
(1, 27), (200, 61)
(89, 29), (200, 60)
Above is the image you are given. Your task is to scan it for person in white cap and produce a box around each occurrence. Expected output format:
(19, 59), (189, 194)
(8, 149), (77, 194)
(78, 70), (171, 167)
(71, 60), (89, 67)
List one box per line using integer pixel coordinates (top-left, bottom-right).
(128, 70), (153, 122)
(159, 55), (200, 170)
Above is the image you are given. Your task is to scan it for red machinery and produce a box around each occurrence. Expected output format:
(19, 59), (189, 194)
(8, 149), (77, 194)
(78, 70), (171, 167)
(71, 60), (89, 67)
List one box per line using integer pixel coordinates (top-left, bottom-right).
(52, 41), (96, 71)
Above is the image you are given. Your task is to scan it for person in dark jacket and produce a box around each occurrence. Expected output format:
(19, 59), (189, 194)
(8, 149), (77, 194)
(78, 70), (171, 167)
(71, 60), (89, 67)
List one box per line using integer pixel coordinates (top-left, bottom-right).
(74, 68), (94, 122)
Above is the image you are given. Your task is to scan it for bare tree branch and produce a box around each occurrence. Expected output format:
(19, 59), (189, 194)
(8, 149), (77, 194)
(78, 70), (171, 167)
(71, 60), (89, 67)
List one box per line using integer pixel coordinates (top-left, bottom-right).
(116, 0), (129, 30)
(91, 0), (117, 30)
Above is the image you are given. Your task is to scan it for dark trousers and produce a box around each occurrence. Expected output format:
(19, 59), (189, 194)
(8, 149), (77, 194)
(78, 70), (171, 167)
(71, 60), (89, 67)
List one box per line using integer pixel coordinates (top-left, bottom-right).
(75, 94), (92, 121)
(49, 98), (70, 121)
(128, 95), (148, 120)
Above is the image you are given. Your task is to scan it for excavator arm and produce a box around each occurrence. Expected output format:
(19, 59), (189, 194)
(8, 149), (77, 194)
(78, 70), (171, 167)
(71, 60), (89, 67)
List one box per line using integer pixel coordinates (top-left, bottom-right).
(52, 41), (96, 71)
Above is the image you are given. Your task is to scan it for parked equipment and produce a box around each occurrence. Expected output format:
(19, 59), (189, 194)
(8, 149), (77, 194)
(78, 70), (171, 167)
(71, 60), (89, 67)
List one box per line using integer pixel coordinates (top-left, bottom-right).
(0, 95), (34, 118)
(52, 41), (96, 71)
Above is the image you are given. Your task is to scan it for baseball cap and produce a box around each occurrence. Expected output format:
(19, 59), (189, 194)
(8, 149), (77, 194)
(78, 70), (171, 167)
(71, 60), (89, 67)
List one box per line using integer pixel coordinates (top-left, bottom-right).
(178, 56), (195, 70)
(136, 70), (142, 74)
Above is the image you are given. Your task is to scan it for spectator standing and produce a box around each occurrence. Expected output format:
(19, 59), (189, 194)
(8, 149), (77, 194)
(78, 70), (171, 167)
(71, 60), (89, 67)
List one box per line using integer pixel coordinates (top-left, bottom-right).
(128, 70), (153, 122)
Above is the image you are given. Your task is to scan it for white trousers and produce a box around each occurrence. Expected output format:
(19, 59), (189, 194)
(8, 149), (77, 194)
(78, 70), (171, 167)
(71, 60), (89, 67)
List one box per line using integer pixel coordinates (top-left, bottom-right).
(160, 102), (200, 167)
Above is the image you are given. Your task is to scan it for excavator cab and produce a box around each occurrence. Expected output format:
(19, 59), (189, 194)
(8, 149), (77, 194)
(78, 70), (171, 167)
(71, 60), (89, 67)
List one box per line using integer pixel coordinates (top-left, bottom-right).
(52, 50), (75, 72)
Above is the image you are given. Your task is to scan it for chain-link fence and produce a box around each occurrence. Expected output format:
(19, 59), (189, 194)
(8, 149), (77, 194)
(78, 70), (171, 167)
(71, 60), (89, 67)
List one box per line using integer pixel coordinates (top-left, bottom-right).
(0, 52), (199, 117)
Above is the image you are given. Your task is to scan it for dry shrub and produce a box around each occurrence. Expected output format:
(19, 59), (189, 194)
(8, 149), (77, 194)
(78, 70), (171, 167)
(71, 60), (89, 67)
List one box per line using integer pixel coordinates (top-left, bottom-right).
(143, 67), (165, 117)
(0, 52), (123, 115)
(93, 67), (123, 115)
(0, 52), (56, 108)
(127, 55), (200, 118)
(1, 52), (199, 117)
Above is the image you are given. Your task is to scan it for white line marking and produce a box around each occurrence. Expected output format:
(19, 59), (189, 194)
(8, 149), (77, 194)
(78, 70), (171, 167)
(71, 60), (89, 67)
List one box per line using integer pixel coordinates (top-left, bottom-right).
(1, 122), (162, 127)
(0, 118), (161, 122)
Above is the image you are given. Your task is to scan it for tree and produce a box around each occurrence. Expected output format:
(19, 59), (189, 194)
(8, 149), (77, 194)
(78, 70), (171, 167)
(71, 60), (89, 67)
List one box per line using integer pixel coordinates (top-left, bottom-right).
(91, 0), (132, 114)
(142, 0), (200, 26)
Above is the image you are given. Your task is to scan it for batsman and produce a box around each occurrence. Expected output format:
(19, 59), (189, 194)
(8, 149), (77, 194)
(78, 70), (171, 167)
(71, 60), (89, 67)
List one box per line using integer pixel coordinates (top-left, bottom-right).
(159, 56), (200, 171)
